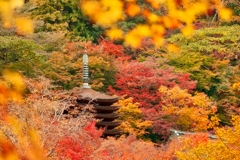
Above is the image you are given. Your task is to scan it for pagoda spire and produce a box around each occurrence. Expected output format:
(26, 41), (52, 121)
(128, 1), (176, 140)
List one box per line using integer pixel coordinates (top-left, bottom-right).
(82, 47), (91, 88)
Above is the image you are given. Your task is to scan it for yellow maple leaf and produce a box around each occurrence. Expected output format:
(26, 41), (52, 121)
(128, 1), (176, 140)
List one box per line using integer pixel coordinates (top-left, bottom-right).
(147, 13), (159, 23)
(15, 17), (34, 35)
(9, 0), (24, 8)
(0, 94), (7, 105)
(106, 27), (123, 39)
(181, 25), (194, 36)
(151, 24), (164, 35)
(0, 1), (13, 28)
(126, 3), (141, 17)
(101, 0), (123, 20)
(125, 31), (141, 48)
(162, 16), (172, 28)
(3, 70), (25, 93)
(153, 35), (164, 47)
(167, 44), (179, 53)
(9, 91), (23, 103)
(80, 1), (100, 16)
(81, 0), (124, 27)
(0, 0), (24, 28)
(135, 25), (152, 37)
(191, 2), (207, 15)
(218, 7), (232, 20)
(146, 0), (165, 9)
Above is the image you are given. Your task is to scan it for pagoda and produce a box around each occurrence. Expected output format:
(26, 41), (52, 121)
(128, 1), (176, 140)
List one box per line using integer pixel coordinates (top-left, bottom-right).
(75, 47), (121, 137)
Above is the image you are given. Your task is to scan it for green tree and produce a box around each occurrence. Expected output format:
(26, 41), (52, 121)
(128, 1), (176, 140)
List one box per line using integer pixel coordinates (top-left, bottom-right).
(31, 0), (103, 41)
(0, 36), (47, 77)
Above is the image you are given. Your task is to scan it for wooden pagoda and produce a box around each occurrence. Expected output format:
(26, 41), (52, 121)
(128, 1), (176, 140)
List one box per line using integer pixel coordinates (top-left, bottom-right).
(74, 47), (121, 137)
(75, 88), (122, 136)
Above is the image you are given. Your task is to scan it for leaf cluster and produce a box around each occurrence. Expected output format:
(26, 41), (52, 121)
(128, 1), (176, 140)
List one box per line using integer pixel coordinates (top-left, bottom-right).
(31, 0), (103, 41)
(108, 59), (197, 139)
(114, 97), (152, 137)
(0, 36), (47, 77)
(176, 116), (240, 160)
(166, 25), (240, 111)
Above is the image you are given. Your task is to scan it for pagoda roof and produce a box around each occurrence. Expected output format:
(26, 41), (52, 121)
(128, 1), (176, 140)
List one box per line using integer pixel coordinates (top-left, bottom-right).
(72, 88), (119, 103)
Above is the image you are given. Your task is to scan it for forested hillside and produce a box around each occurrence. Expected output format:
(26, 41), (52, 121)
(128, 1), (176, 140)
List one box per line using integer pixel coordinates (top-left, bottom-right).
(0, 0), (240, 159)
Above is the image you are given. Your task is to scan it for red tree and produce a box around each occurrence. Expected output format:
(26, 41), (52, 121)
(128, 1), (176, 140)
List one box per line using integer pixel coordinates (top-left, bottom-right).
(55, 121), (107, 160)
(108, 60), (197, 138)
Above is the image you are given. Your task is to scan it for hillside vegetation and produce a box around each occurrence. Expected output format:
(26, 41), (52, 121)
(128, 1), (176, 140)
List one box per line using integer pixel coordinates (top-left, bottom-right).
(0, 0), (239, 159)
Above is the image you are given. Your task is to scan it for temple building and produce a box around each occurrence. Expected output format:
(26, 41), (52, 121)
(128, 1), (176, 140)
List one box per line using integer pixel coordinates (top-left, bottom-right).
(68, 47), (122, 137)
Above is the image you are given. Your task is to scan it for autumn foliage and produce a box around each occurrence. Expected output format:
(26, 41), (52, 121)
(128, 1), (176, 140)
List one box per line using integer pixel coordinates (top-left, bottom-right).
(109, 60), (198, 138)
(109, 60), (197, 108)
(176, 116), (240, 160)
(55, 121), (106, 160)
(0, 0), (239, 160)
(158, 86), (219, 133)
(114, 96), (152, 137)
(81, 0), (232, 48)
(0, 71), (46, 160)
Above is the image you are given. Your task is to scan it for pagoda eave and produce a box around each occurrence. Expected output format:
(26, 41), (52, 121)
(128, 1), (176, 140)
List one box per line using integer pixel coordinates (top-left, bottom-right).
(94, 106), (120, 112)
(73, 88), (119, 103)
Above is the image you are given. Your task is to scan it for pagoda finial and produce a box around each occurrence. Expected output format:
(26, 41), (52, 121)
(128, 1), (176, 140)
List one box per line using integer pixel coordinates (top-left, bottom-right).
(82, 46), (91, 88)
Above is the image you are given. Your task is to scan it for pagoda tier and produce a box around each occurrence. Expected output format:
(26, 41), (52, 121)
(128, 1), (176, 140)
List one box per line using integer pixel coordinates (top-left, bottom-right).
(96, 121), (121, 129)
(94, 106), (120, 113)
(95, 113), (120, 120)
(73, 88), (121, 137)
(103, 129), (122, 136)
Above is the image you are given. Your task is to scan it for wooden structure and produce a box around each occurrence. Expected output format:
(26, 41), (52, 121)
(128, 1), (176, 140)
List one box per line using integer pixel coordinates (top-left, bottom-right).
(75, 88), (122, 137)
(64, 47), (122, 137)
